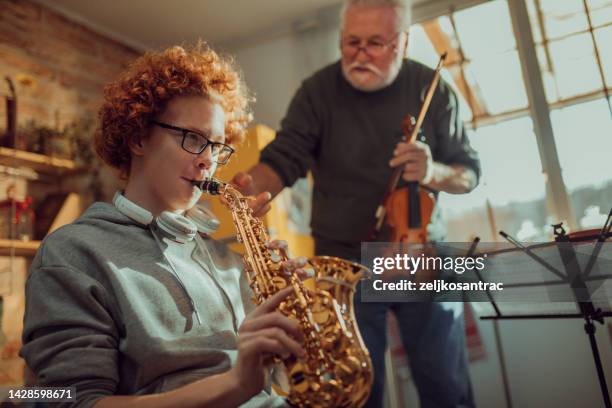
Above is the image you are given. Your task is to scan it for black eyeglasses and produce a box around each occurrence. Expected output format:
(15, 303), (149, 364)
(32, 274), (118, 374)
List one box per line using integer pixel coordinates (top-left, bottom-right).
(152, 121), (234, 164)
(340, 32), (404, 57)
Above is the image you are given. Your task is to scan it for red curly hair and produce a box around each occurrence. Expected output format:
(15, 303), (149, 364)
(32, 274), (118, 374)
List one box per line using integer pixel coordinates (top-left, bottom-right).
(95, 42), (252, 176)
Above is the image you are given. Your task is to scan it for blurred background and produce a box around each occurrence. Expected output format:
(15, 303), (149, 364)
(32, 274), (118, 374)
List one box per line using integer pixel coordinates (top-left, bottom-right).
(0, 0), (610, 406)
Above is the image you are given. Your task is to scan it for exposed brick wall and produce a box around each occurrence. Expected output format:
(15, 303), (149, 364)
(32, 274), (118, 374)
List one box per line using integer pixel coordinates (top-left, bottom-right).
(0, 2), (142, 385)
(0, 0), (140, 131)
(0, 0), (142, 203)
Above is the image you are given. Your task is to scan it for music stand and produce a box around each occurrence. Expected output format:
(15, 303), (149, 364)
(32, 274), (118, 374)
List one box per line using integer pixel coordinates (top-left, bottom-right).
(467, 208), (612, 408)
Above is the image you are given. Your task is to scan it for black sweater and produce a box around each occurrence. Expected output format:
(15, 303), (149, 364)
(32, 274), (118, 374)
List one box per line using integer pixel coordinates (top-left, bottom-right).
(261, 59), (481, 259)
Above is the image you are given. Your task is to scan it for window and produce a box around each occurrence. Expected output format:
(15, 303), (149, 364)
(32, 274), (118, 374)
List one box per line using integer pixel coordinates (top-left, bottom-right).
(549, 98), (612, 229)
(442, 116), (549, 241)
(527, 0), (611, 103)
(408, 0), (611, 241)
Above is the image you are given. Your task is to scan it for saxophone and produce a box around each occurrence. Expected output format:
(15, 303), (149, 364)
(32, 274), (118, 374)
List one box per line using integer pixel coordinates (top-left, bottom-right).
(194, 178), (373, 408)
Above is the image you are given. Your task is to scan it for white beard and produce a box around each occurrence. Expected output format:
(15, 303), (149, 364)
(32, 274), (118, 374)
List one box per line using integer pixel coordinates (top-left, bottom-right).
(342, 55), (404, 92)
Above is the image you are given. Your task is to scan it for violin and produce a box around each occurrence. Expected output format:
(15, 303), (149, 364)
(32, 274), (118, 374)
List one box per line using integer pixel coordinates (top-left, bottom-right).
(371, 116), (436, 244)
(370, 53), (447, 245)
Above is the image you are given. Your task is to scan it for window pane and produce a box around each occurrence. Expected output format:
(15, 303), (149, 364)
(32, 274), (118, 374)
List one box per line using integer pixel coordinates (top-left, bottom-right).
(411, 0), (530, 118)
(587, 0), (612, 28)
(465, 51), (528, 114)
(549, 99), (612, 230)
(441, 117), (548, 241)
(538, 0), (590, 39)
(408, 20), (473, 121)
(551, 98), (611, 190)
(594, 26), (612, 86)
(548, 33), (603, 99)
(413, 15), (464, 69)
(453, 0), (516, 59)
(441, 65), (474, 122)
(407, 24), (440, 68)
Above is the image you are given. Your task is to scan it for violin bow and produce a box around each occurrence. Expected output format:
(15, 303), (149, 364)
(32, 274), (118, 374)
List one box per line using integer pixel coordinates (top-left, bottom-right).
(387, 52), (448, 194)
(373, 52), (448, 234)
(408, 52), (447, 144)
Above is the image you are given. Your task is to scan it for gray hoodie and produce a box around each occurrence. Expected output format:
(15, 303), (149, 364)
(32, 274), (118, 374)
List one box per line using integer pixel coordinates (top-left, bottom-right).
(20, 202), (288, 408)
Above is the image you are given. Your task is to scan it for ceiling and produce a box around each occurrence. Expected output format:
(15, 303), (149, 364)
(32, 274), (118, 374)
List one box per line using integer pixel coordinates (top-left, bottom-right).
(34, 0), (448, 52)
(34, 0), (346, 51)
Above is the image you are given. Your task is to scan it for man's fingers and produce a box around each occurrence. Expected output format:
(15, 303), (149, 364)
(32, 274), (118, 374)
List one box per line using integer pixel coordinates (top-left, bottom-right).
(402, 162), (426, 172)
(249, 192), (272, 216)
(393, 149), (426, 160)
(389, 153), (425, 168)
(389, 156), (404, 168)
(254, 191), (272, 204)
(233, 172), (252, 187)
(395, 142), (417, 153)
(402, 168), (425, 182)
(394, 141), (427, 153)
(252, 203), (271, 218)
(393, 142), (430, 159)
(231, 172), (258, 196)
(390, 144), (427, 168)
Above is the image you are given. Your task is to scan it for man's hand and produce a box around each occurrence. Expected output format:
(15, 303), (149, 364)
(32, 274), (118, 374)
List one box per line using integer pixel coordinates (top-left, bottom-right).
(231, 172), (272, 217)
(389, 141), (477, 193)
(389, 141), (434, 185)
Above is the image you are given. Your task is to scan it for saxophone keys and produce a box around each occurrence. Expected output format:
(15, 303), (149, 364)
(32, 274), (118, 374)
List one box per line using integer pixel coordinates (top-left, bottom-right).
(319, 325), (339, 349)
(311, 297), (332, 325)
(270, 276), (288, 290)
(337, 356), (362, 378)
(312, 310), (331, 325)
(288, 363), (309, 393)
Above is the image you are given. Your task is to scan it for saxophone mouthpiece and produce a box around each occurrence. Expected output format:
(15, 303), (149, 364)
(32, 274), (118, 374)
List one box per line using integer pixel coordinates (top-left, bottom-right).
(192, 178), (224, 195)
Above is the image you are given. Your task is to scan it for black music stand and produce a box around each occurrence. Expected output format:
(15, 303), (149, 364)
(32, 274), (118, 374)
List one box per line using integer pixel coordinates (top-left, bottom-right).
(467, 208), (612, 408)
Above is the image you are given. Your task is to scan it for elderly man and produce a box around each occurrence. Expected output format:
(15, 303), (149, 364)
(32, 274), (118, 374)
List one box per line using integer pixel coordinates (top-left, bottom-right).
(234, 0), (480, 406)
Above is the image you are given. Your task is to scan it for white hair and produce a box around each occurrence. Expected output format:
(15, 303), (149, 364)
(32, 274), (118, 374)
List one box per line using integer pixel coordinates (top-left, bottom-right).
(340, 0), (412, 32)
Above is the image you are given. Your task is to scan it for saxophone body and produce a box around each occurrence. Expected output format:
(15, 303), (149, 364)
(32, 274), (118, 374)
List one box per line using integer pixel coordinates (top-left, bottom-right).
(196, 178), (373, 408)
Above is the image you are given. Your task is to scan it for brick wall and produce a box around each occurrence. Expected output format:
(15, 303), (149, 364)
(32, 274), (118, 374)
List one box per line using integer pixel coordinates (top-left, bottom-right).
(0, 0), (142, 205)
(0, 1), (141, 386)
(0, 0), (140, 130)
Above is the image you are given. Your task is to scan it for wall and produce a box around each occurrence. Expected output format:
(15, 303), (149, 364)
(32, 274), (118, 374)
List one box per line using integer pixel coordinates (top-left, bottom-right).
(0, 0), (138, 130)
(230, 4), (341, 129)
(0, 0), (140, 202)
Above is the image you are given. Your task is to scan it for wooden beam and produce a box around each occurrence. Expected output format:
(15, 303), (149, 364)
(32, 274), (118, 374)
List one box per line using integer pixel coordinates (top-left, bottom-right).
(421, 19), (487, 119)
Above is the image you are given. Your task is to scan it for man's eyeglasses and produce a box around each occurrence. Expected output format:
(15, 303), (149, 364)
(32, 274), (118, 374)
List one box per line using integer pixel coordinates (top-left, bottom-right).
(340, 32), (403, 58)
(152, 121), (234, 164)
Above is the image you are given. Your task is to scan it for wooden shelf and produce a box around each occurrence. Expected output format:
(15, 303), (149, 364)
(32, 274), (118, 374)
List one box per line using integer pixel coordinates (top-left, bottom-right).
(0, 239), (41, 257)
(0, 147), (80, 176)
